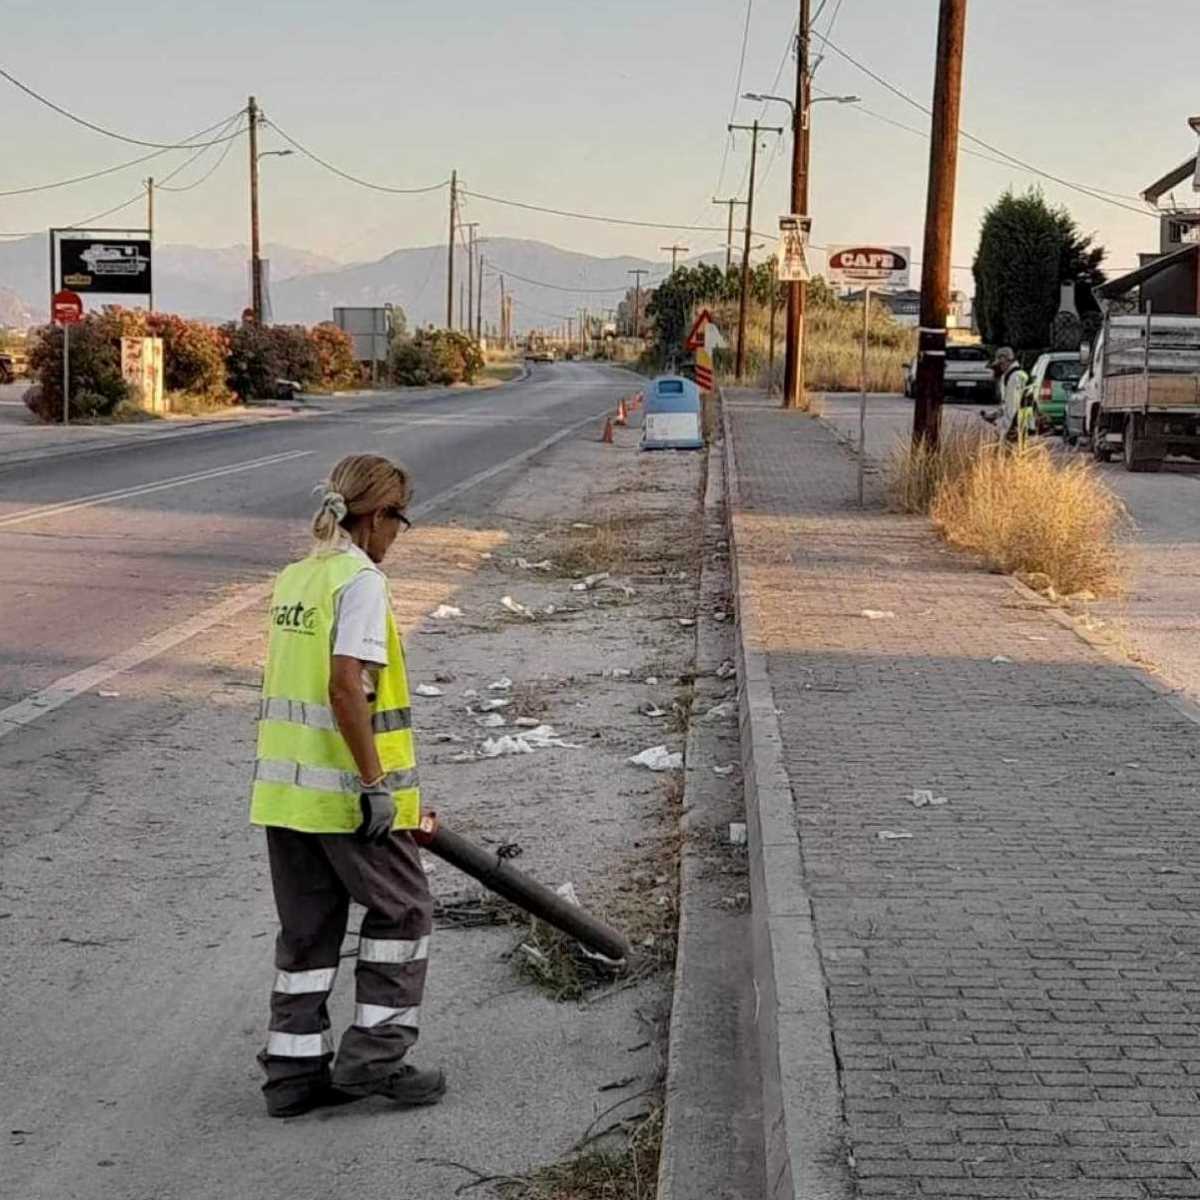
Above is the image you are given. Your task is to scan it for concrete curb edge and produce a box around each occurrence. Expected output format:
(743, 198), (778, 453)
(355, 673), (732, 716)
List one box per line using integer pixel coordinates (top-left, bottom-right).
(720, 396), (852, 1200)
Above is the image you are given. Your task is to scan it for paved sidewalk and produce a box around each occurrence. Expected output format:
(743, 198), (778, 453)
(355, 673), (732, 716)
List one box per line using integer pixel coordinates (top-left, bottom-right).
(725, 390), (1200, 1200)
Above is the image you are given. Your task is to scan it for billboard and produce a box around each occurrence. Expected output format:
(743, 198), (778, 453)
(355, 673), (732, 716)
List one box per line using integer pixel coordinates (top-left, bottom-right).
(59, 238), (152, 295)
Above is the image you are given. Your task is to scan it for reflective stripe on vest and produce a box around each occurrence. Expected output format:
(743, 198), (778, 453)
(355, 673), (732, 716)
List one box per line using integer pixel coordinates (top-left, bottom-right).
(273, 967), (337, 995)
(259, 697), (412, 735)
(267, 1030), (334, 1058)
(358, 935), (430, 964)
(254, 758), (419, 797)
(354, 1003), (421, 1030)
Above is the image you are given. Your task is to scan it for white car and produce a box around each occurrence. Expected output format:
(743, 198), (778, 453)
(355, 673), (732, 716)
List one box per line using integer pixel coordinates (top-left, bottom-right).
(903, 345), (994, 400)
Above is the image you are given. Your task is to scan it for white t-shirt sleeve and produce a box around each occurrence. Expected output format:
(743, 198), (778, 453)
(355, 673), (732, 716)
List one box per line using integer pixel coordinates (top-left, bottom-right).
(332, 569), (390, 666)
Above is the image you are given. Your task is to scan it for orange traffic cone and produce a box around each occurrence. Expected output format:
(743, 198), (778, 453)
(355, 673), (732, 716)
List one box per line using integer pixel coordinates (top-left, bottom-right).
(601, 416), (614, 444)
(633, 391), (644, 411)
(615, 397), (628, 427)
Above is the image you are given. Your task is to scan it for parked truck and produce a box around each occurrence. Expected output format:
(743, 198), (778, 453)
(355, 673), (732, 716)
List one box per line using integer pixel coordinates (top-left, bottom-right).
(1077, 309), (1200, 472)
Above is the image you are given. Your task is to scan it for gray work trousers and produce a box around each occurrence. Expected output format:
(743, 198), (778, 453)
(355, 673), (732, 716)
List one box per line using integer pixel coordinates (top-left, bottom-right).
(260, 826), (433, 1107)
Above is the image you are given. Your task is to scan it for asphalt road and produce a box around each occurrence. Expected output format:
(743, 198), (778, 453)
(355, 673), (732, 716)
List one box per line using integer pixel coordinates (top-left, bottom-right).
(0, 361), (637, 1198)
(822, 391), (1200, 701)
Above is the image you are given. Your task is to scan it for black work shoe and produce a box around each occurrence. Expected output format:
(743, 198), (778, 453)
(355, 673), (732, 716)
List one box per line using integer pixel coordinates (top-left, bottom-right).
(265, 1083), (362, 1119)
(338, 1064), (447, 1107)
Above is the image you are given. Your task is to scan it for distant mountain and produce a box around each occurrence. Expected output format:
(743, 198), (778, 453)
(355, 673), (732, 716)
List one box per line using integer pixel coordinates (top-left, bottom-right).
(272, 238), (728, 331)
(0, 233), (727, 332)
(0, 238), (340, 326)
(0, 286), (33, 328)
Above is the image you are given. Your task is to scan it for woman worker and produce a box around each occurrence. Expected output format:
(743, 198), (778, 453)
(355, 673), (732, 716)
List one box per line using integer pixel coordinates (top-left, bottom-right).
(249, 453), (444, 1118)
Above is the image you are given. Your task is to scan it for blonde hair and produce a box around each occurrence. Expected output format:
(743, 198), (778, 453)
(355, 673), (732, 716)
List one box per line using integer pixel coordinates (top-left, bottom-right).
(311, 454), (412, 546)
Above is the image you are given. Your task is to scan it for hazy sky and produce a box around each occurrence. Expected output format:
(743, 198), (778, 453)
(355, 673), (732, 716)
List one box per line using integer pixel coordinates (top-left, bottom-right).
(4, 0), (1198, 290)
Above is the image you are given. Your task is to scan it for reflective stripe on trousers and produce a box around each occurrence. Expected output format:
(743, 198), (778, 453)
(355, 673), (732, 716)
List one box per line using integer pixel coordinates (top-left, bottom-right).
(354, 1003), (421, 1030)
(254, 758), (419, 795)
(267, 1029), (334, 1058)
(259, 697), (411, 735)
(358, 935), (430, 964)
(273, 966), (337, 995)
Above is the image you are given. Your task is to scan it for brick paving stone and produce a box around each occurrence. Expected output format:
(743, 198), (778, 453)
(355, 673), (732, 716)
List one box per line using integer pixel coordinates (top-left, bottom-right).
(726, 393), (1200, 1199)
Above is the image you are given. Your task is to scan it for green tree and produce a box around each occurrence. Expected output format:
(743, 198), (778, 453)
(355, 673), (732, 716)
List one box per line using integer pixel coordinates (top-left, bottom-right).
(972, 188), (1106, 352)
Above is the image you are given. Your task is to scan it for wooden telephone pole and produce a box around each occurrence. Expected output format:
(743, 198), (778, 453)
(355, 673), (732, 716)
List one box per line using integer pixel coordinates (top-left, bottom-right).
(628, 269), (648, 338)
(660, 244), (690, 272)
(447, 170), (457, 329)
(146, 176), (155, 312)
(912, 0), (968, 447)
(248, 96), (262, 324)
(730, 120), (782, 380)
(783, 0), (812, 409)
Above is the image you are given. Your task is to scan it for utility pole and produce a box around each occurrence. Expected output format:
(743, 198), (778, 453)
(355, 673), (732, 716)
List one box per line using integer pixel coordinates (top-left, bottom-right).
(248, 95), (262, 324)
(627, 268), (648, 338)
(477, 253), (484, 342)
(146, 176), (155, 312)
(499, 275), (506, 347)
(447, 169), (457, 329)
(783, 0), (812, 410)
(660, 244), (689, 272)
(463, 223), (479, 338)
(730, 120), (782, 379)
(912, 0), (968, 448)
(713, 198), (746, 274)
(459, 281), (465, 329)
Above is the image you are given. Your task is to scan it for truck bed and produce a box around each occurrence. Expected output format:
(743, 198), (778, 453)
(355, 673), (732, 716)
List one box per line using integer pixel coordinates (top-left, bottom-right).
(1104, 372), (1200, 411)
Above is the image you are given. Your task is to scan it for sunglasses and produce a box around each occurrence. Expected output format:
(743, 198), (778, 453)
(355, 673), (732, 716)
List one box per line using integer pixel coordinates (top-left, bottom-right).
(383, 507), (412, 530)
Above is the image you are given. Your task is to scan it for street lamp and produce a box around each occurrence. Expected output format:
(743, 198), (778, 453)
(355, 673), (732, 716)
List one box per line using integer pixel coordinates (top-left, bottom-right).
(257, 149), (294, 161)
(742, 91), (859, 128)
(249, 147), (293, 323)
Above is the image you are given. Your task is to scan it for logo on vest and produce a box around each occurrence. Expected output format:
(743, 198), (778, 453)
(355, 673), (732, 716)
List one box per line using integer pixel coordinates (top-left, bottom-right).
(271, 601), (318, 635)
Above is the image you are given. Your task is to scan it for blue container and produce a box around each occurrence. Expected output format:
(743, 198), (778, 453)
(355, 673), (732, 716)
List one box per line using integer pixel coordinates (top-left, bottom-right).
(641, 375), (704, 451)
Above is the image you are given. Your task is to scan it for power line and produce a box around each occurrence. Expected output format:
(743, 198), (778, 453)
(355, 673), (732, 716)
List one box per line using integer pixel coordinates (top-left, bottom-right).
(809, 30), (1154, 218)
(0, 110), (245, 198)
(461, 188), (727, 233)
(0, 68), (246, 150)
(715, 0), (756, 197)
(263, 117), (448, 195)
(157, 115), (246, 192)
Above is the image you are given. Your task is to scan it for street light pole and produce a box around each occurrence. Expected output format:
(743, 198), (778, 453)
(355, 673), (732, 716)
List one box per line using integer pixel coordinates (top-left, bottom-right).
(786, 0), (811, 410)
(248, 95), (262, 324)
(146, 176), (155, 313)
(713, 199), (746, 275)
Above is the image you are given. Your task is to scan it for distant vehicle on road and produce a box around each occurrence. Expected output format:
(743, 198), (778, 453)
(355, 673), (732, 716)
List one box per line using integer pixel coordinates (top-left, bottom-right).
(903, 344), (993, 400)
(1075, 312), (1200, 471)
(1025, 352), (1083, 432)
(524, 344), (556, 363)
(0, 354), (14, 385)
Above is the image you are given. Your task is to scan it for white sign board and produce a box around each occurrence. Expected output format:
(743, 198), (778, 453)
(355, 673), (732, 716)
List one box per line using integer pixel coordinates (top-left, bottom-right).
(826, 245), (911, 288)
(778, 215), (811, 283)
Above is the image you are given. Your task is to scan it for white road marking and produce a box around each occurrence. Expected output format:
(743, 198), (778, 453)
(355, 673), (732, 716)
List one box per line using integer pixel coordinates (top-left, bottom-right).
(0, 407), (605, 739)
(0, 450), (313, 529)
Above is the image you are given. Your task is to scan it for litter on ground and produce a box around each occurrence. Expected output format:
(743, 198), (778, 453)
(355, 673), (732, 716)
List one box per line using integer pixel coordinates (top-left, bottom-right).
(479, 736), (535, 758)
(461, 689), (480, 699)
(678, 618), (696, 628)
(713, 763), (737, 778)
(513, 717), (541, 728)
(645, 675), (659, 686)
(501, 596), (536, 620)
(991, 655), (1013, 664)
(98, 690), (121, 698)
(489, 677), (513, 691)
(704, 701), (735, 721)
(716, 660), (736, 679)
(476, 713), (506, 729)
(640, 703), (667, 718)
(517, 558), (554, 571)
(861, 610), (896, 621)
(415, 684), (444, 698)
(877, 830), (914, 841)
(604, 667), (632, 679)
(429, 605), (463, 620)
(729, 822), (748, 846)
(571, 572), (611, 592)
(629, 745), (683, 772)
(910, 788), (948, 808)
(476, 697), (511, 711)
(571, 522), (594, 530)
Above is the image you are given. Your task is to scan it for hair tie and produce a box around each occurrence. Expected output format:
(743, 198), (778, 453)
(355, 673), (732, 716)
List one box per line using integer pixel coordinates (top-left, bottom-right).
(312, 484), (348, 522)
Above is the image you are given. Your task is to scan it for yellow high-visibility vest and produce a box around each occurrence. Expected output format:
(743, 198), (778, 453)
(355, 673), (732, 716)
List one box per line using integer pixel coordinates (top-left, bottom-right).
(249, 550), (420, 833)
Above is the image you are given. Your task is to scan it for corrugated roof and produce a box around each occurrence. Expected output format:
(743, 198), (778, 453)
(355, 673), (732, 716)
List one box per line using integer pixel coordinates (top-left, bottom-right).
(1094, 243), (1198, 298)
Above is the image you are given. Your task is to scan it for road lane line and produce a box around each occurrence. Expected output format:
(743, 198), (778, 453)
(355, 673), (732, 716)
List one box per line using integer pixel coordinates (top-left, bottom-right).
(0, 406), (605, 739)
(0, 450), (313, 529)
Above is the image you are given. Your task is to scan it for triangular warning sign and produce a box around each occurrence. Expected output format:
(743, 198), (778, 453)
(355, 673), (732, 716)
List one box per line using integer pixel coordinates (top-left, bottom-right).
(685, 307), (714, 350)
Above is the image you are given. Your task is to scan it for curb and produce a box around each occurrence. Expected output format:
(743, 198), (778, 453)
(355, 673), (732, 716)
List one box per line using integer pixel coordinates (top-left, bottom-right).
(721, 396), (852, 1200)
(657, 428), (764, 1199)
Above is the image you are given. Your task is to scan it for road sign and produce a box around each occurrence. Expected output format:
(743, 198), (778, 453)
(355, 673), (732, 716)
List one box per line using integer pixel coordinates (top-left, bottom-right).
(59, 237), (152, 295)
(778, 215), (812, 283)
(52, 290), (83, 325)
(826, 245), (911, 288)
(685, 308), (714, 350)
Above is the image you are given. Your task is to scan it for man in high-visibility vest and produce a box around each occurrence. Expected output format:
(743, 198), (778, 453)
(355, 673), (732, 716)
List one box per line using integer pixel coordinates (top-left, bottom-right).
(981, 346), (1034, 441)
(250, 453), (444, 1118)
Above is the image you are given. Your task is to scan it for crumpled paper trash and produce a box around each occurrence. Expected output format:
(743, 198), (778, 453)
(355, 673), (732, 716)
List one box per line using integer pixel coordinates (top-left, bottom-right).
(628, 745), (683, 772)
(430, 604), (463, 620)
(415, 684), (444, 697)
(501, 595), (536, 620)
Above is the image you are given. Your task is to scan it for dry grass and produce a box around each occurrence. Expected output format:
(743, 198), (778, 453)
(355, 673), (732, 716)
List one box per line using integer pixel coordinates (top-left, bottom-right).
(553, 516), (641, 576)
(931, 440), (1126, 597)
(497, 1106), (663, 1200)
(884, 424), (987, 514)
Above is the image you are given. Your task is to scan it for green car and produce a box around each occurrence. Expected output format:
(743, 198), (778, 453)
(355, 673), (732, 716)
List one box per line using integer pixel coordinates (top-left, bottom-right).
(1026, 352), (1083, 430)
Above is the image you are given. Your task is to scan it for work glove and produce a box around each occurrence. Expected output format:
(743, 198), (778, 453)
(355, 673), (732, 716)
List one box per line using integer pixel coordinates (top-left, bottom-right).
(357, 782), (395, 845)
